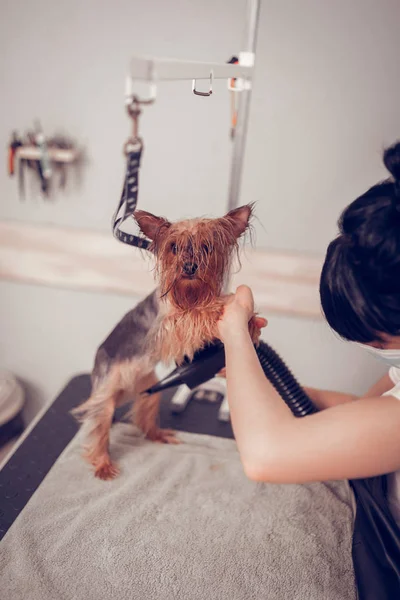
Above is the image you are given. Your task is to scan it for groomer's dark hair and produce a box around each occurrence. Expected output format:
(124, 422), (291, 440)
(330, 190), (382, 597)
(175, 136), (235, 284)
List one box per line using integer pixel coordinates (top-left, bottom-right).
(320, 140), (400, 343)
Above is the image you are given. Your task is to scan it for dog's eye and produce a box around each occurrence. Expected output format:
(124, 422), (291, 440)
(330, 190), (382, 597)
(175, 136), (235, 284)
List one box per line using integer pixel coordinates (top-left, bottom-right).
(202, 244), (212, 254)
(171, 243), (178, 255)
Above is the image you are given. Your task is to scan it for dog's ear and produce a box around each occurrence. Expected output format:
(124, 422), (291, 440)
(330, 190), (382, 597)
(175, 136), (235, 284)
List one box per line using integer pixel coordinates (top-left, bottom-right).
(134, 210), (171, 240)
(222, 203), (253, 237)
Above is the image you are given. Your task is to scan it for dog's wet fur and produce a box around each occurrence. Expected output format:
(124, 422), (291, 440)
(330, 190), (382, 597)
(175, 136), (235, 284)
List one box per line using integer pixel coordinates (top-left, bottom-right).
(72, 204), (259, 479)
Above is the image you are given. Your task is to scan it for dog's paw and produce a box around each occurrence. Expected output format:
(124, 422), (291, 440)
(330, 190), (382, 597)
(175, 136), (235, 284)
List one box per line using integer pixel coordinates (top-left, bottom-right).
(94, 460), (120, 481)
(147, 428), (181, 445)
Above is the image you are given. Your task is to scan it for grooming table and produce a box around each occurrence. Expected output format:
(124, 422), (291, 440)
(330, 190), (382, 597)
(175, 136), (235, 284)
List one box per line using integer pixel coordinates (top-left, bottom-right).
(0, 376), (395, 600)
(0, 375), (234, 540)
(0, 377), (358, 600)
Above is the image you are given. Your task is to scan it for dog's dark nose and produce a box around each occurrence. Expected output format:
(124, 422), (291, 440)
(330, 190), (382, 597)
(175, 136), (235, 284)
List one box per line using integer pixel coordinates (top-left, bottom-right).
(183, 262), (198, 276)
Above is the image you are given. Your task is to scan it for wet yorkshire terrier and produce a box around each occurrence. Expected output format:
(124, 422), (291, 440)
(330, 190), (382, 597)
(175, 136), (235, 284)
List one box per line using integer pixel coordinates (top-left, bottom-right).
(72, 203), (262, 479)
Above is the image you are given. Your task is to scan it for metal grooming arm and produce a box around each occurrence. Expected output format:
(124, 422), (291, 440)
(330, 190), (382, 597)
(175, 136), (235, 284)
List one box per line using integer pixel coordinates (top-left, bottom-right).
(127, 0), (261, 211)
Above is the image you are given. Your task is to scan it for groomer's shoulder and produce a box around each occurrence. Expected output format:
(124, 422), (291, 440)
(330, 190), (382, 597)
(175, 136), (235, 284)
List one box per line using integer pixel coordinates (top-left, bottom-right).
(388, 366), (400, 385)
(364, 371), (397, 398)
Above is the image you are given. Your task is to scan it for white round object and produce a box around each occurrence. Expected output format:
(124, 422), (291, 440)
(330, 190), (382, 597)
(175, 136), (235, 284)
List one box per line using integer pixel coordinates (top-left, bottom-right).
(0, 370), (25, 426)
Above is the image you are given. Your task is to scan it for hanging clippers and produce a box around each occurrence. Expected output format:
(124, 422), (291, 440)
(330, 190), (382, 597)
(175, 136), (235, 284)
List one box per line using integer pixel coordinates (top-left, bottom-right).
(7, 132), (22, 176)
(34, 121), (52, 195)
(25, 131), (47, 195)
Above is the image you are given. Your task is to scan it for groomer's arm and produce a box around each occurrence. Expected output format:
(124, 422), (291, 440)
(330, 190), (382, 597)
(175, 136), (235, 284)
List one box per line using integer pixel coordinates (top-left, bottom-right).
(304, 372), (393, 409)
(220, 286), (400, 484)
(303, 387), (357, 409)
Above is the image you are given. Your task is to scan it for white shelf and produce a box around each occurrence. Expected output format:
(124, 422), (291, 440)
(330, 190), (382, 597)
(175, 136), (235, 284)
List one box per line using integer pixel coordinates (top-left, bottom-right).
(0, 221), (323, 319)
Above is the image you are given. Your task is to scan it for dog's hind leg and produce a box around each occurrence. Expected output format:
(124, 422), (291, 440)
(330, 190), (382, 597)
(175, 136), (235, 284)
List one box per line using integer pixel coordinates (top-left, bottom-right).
(72, 367), (122, 480)
(134, 370), (180, 445)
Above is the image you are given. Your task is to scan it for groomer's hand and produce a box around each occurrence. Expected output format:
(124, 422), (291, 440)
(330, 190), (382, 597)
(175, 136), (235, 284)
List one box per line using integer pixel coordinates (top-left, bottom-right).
(218, 285), (267, 343)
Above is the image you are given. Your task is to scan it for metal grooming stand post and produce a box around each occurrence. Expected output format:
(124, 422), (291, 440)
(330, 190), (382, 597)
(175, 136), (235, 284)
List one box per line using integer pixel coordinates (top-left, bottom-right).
(127, 0), (261, 419)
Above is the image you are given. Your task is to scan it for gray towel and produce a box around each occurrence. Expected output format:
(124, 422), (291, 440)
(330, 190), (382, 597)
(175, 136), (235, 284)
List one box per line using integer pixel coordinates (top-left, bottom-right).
(0, 424), (356, 600)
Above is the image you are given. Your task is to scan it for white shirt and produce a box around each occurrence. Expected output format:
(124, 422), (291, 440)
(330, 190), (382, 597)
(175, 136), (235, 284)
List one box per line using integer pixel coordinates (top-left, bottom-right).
(383, 366), (400, 524)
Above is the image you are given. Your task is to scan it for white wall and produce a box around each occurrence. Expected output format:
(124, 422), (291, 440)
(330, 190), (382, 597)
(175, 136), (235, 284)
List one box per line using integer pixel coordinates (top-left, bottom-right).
(0, 0), (245, 226)
(246, 0), (400, 253)
(0, 0), (397, 421)
(0, 281), (137, 423)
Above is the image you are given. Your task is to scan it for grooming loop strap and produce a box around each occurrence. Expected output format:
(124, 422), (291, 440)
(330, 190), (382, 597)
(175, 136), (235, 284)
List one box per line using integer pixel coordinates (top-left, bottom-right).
(112, 143), (151, 250)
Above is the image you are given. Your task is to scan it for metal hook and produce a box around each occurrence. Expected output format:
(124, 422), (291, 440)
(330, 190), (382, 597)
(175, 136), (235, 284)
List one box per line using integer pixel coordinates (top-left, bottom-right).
(125, 71), (157, 107)
(192, 70), (213, 97)
(124, 68), (157, 153)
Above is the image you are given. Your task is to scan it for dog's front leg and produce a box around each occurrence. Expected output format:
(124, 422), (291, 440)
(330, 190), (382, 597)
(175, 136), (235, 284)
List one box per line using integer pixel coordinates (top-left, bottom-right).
(134, 370), (180, 444)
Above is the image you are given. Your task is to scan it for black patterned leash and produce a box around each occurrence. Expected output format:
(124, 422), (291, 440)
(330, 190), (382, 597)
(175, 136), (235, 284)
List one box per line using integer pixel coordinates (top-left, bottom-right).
(112, 139), (151, 250)
(112, 95), (153, 251)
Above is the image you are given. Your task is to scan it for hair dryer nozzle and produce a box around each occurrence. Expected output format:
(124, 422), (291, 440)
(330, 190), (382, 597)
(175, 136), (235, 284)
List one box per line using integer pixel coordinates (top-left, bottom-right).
(141, 342), (226, 395)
